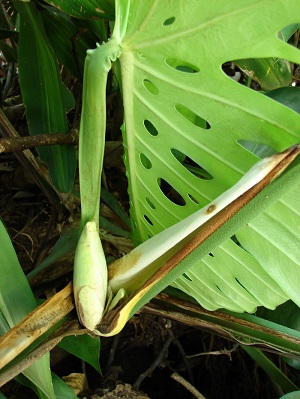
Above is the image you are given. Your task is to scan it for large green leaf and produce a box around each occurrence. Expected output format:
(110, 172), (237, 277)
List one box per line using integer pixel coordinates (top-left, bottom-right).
(236, 182), (300, 305)
(13, 0), (76, 193)
(0, 220), (55, 399)
(280, 392), (300, 399)
(115, 1), (300, 311)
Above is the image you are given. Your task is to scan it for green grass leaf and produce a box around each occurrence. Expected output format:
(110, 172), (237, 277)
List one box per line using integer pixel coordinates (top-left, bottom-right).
(242, 346), (298, 393)
(52, 373), (79, 399)
(13, 0), (76, 193)
(43, 0), (115, 20)
(0, 220), (55, 399)
(41, 7), (107, 79)
(101, 187), (131, 228)
(258, 301), (300, 370)
(59, 335), (101, 373)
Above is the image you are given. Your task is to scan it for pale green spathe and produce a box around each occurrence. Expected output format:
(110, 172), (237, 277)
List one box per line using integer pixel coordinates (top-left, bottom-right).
(73, 221), (108, 331)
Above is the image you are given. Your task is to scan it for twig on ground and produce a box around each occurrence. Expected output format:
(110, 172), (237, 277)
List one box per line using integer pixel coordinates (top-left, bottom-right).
(171, 372), (207, 399)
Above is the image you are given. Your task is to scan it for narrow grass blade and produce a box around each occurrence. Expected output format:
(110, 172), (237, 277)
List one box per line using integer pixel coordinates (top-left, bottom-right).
(42, 0), (115, 20)
(12, 0), (76, 193)
(0, 220), (55, 398)
(242, 346), (298, 393)
(41, 7), (107, 79)
(59, 335), (101, 373)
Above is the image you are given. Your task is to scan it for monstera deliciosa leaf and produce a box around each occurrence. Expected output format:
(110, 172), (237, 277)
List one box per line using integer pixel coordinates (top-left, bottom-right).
(112, 0), (300, 312)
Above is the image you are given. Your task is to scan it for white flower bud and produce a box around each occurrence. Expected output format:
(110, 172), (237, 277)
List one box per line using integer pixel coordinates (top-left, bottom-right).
(73, 221), (107, 331)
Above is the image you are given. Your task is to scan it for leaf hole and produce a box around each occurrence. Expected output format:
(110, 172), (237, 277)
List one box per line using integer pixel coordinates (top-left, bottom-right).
(146, 197), (156, 209)
(221, 61), (245, 85)
(144, 120), (158, 136)
(157, 178), (186, 206)
(209, 253), (214, 257)
(163, 16), (175, 26)
(165, 58), (200, 73)
(182, 273), (192, 281)
(140, 153), (152, 169)
(143, 79), (159, 95)
(175, 104), (210, 129)
(235, 278), (254, 297)
(222, 61), (239, 77)
(188, 194), (199, 204)
(225, 56), (293, 91)
(237, 140), (276, 158)
(171, 149), (213, 180)
(144, 214), (153, 226)
(277, 23), (300, 42)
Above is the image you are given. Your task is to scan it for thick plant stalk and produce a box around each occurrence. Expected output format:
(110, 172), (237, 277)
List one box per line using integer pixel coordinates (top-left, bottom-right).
(73, 0), (131, 331)
(78, 42), (119, 230)
(74, 39), (121, 330)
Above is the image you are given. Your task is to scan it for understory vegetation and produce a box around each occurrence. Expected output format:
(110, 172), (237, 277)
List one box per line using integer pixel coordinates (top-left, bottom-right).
(1, 1), (300, 398)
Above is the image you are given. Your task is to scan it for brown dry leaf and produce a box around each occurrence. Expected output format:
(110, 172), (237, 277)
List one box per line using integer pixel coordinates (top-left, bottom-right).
(62, 372), (88, 396)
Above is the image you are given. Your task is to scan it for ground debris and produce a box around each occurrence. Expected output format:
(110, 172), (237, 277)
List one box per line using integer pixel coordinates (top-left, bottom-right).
(87, 383), (150, 399)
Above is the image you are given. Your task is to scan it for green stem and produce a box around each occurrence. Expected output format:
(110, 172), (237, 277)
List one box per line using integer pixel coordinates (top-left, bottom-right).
(79, 40), (121, 230)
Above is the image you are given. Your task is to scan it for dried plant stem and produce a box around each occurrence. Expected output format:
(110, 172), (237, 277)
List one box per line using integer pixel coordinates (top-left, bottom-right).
(171, 372), (207, 399)
(0, 130), (78, 153)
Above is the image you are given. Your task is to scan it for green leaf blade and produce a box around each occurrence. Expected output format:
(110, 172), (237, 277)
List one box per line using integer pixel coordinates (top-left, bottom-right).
(171, 239), (288, 313)
(59, 335), (101, 373)
(43, 0), (115, 20)
(236, 182), (300, 307)
(14, 1), (76, 193)
(0, 220), (55, 399)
